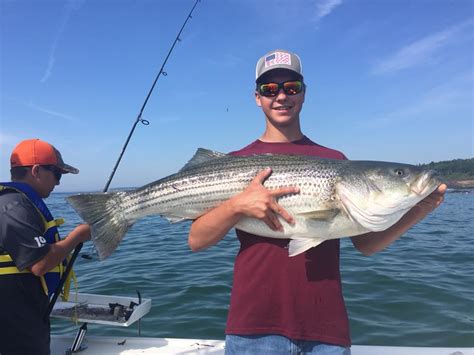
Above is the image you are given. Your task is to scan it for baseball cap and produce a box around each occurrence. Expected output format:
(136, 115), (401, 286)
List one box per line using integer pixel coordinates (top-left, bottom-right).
(10, 138), (79, 174)
(255, 49), (303, 82)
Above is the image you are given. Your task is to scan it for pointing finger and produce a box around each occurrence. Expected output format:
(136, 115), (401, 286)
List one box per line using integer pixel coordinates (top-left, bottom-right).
(264, 212), (283, 231)
(270, 186), (300, 198)
(253, 168), (272, 185)
(269, 200), (295, 225)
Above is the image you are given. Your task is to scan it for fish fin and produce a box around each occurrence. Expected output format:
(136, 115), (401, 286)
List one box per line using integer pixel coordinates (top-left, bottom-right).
(66, 192), (134, 260)
(296, 209), (339, 220)
(179, 148), (227, 172)
(163, 216), (187, 223)
(288, 238), (325, 256)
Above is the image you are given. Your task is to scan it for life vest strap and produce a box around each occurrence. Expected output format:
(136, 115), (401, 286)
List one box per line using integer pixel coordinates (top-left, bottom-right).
(62, 269), (77, 301)
(0, 258), (62, 296)
(0, 254), (13, 262)
(1, 253), (74, 299)
(0, 267), (31, 275)
(45, 218), (65, 230)
(0, 263), (62, 274)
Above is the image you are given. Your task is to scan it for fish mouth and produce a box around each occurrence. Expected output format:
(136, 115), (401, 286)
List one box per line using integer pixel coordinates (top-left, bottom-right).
(411, 169), (440, 196)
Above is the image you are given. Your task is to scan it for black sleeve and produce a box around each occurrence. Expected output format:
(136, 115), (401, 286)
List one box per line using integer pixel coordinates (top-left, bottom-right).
(0, 192), (51, 270)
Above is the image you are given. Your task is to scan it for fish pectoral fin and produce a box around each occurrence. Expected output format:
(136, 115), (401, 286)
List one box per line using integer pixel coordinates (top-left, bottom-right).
(288, 237), (325, 257)
(296, 209), (339, 220)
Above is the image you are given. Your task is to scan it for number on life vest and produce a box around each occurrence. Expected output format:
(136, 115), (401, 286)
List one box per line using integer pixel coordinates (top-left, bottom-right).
(34, 236), (47, 247)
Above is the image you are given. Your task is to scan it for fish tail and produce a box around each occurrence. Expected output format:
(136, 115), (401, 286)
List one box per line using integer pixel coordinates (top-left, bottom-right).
(66, 192), (133, 260)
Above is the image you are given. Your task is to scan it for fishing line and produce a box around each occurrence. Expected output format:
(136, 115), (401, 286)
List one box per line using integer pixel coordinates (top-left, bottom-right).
(47, 0), (202, 317)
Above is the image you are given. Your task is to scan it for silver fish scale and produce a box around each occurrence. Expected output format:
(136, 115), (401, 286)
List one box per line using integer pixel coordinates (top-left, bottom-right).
(119, 154), (344, 221)
(66, 151), (440, 260)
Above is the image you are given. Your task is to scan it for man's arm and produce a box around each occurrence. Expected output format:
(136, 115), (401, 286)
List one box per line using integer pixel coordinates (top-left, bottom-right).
(188, 168), (299, 252)
(29, 224), (91, 276)
(351, 184), (447, 256)
(1, 193), (91, 275)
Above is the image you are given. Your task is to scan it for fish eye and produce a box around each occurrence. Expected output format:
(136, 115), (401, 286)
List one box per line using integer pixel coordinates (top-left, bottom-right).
(394, 169), (405, 177)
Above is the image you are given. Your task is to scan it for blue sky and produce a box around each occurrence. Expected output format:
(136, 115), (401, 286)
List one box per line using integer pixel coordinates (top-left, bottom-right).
(1, 0), (473, 192)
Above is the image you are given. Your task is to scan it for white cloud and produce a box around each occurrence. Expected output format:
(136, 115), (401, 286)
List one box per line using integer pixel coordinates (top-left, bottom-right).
(5, 97), (78, 122)
(26, 101), (78, 122)
(41, 0), (85, 83)
(372, 20), (473, 75)
(314, 0), (342, 22)
(365, 71), (473, 126)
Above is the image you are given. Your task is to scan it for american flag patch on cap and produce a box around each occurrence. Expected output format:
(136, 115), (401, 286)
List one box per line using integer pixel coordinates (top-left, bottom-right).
(265, 51), (291, 68)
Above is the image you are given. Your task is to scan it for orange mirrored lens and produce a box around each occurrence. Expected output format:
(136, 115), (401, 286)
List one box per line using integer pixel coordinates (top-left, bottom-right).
(258, 80), (303, 97)
(283, 81), (302, 95)
(260, 83), (279, 95)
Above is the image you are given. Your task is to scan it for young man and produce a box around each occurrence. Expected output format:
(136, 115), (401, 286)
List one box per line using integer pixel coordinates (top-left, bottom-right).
(0, 138), (91, 355)
(188, 49), (446, 354)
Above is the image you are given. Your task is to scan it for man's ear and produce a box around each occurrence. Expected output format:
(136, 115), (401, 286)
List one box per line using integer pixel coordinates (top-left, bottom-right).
(255, 91), (262, 107)
(30, 165), (42, 178)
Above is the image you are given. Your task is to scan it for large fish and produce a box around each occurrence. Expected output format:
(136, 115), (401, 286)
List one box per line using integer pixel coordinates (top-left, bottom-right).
(67, 149), (440, 260)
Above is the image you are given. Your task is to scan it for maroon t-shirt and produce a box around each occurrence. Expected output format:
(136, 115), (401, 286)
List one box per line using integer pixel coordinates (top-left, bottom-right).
(225, 136), (351, 347)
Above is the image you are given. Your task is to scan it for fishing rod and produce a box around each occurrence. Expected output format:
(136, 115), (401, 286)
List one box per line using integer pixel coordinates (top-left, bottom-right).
(47, 0), (201, 318)
(103, 0), (201, 192)
(45, 243), (83, 320)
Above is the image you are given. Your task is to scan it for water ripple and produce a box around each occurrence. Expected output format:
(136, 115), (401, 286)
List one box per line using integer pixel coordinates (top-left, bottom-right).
(50, 191), (474, 346)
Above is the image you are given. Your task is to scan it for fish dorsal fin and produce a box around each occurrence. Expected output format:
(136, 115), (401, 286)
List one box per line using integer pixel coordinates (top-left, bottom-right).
(179, 148), (227, 172)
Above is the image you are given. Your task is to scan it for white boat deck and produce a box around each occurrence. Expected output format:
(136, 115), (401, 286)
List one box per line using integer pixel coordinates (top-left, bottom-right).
(50, 294), (473, 354)
(51, 335), (473, 355)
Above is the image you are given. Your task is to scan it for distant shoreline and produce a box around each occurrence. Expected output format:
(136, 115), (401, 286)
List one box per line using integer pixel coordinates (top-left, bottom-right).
(447, 180), (474, 189)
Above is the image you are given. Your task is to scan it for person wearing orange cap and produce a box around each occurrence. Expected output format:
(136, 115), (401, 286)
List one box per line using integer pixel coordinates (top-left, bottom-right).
(0, 138), (91, 355)
(188, 49), (446, 354)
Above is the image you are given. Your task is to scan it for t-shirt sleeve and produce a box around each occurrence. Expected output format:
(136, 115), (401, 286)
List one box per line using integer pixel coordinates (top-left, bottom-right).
(0, 193), (50, 270)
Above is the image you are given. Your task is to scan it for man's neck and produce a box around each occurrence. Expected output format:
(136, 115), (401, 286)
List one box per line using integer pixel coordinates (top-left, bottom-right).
(259, 125), (304, 143)
(11, 178), (41, 196)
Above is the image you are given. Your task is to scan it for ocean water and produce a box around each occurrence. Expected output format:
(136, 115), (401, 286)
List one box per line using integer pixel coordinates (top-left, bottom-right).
(49, 190), (474, 347)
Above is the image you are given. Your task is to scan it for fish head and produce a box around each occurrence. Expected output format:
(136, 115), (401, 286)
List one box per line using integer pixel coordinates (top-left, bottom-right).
(337, 161), (440, 232)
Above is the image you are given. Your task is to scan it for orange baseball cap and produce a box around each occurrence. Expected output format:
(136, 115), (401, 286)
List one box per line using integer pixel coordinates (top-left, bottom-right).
(10, 138), (79, 174)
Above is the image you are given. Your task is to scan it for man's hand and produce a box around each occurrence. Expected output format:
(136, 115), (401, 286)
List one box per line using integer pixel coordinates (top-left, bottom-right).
(29, 224), (92, 276)
(230, 168), (299, 232)
(352, 183), (447, 256)
(407, 183), (447, 221)
(188, 168), (300, 252)
(71, 224), (91, 243)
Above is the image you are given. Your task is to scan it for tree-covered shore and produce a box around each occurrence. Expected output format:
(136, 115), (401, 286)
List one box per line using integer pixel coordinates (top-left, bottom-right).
(419, 158), (474, 189)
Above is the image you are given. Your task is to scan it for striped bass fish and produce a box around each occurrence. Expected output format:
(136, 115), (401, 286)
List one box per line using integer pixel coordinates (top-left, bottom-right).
(67, 148), (440, 260)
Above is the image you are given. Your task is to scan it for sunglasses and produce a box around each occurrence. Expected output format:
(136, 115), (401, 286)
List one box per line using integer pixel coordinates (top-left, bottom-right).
(257, 80), (304, 97)
(42, 165), (62, 182)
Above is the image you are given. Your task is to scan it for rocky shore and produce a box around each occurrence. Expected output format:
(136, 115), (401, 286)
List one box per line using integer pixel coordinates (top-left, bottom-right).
(447, 180), (474, 189)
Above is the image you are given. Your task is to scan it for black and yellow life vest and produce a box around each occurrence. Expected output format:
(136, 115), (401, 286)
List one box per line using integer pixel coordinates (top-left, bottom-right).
(0, 182), (75, 301)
